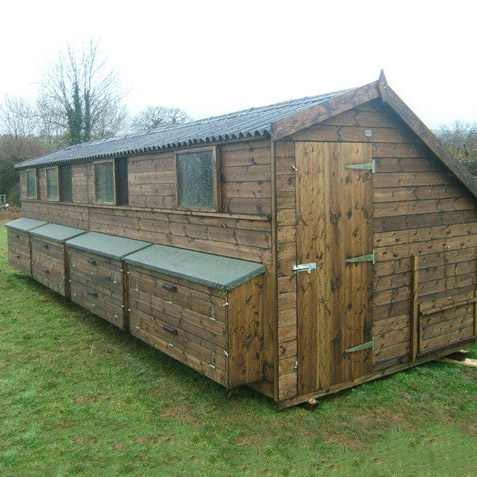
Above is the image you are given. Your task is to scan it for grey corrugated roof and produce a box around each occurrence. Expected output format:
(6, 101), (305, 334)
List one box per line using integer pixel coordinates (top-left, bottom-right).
(66, 232), (151, 259)
(124, 244), (265, 291)
(4, 218), (48, 232)
(30, 223), (86, 243)
(16, 89), (349, 169)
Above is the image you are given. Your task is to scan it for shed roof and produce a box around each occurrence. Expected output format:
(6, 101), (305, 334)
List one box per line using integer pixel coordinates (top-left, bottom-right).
(14, 72), (477, 199)
(66, 232), (151, 259)
(5, 218), (48, 232)
(124, 244), (266, 291)
(30, 223), (86, 243)
(15, 89), (348, 169)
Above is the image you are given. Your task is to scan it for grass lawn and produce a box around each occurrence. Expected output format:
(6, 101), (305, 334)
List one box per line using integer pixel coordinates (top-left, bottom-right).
(0, 221), (476, 476)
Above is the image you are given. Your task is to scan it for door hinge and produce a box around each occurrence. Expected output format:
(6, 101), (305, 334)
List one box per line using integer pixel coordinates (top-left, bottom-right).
(345, 159), (376, 173)
(293, 262), (317, 274)
(345, 250), (376, 264)
(344, 339), (374, 354)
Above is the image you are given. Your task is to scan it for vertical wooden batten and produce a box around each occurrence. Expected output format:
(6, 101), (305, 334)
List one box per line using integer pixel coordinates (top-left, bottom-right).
(411, 255), (420, 361)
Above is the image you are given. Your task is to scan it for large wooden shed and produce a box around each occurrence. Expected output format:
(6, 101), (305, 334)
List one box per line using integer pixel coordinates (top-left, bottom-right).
(9, 72), (477, 408)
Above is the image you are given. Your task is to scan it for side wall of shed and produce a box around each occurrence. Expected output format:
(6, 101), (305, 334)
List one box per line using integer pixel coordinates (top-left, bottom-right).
(275, 99), (477, 402)
(20, 139), (277, 399)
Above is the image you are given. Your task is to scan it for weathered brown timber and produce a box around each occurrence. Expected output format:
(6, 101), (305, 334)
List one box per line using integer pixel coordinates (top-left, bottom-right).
(31, 237), (67, 296)
(7, 230), (32, 276)
(128, 266), (263, 387)
(69, 250), (127, 329)
(13, 73), (477, 408)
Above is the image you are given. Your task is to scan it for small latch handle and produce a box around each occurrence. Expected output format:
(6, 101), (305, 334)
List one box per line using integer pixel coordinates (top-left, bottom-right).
(293, 262), (317, 274)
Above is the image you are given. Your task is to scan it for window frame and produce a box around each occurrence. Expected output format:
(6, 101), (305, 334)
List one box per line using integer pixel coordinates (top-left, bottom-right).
(93, 159), (116, 205)
(174, 147), (220, 212)
(46, 166), (60, 201)
(26, 169), (38, 199)
(114, 157), (129, 206)
(59, 164), (73, 203)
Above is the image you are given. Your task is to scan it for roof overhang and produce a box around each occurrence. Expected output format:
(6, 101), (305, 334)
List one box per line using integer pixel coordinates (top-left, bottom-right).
(271, 71), (477, 200)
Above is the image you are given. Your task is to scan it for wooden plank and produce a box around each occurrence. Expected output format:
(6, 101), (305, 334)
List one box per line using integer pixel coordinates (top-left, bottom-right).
(374, 172), (455, 189)
(411, 256), (419, 360)
(374, 210), (477, 234)
(374, 185), (466, 202)
(296, 141), (323, 393)
(374, 223), (476, 248)
(419, 290), (477, 313)
(227, 277), (263, 386)
(374, 197), (475, 218)
(290, 125), (417, 144)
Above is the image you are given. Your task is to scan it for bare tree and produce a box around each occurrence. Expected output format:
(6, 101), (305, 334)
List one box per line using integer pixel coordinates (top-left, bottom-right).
(0, 95), (38, 138)
(37, 39), (128, 145)
(130, 106), (191, 132)
(436, 121), (477, 177)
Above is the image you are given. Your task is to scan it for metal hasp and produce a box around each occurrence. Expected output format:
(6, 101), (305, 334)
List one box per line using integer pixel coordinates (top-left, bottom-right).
(344, 159), (376, 173)
(344, 339), (374, 354)
(345, 250), (376, 264)
(293, 262), (317, 274)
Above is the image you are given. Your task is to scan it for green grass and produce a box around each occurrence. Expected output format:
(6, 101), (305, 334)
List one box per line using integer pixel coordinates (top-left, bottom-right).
(0, 222), (476, 476)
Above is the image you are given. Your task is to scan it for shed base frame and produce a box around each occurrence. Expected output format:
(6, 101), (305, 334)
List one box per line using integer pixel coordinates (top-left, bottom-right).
(276, 339), (476, 410)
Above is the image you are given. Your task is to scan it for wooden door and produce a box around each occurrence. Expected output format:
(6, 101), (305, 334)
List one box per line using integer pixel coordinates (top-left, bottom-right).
(296, 142), (373, 395)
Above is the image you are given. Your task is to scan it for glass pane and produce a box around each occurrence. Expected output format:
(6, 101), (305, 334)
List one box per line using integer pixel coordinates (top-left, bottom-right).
(27, 170), (36, 198)
(115, 158), (129, 206)
(60, 165), (73, 202)
(47, 168), (58, 200)
(94, 162), (114, 203)
(177, 151), (214, 209)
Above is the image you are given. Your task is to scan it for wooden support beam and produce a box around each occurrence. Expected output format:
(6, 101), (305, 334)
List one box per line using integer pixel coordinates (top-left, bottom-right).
(271, 81), (380, 140)
(411, 255), (420, 361)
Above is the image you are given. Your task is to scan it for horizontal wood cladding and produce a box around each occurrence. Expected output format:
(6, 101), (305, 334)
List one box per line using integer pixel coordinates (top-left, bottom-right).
(70, 249), (127, 329)
(21, 201), (272, 264)
(7, 229), (31, 275)
(128, 266), (263, 388)
(276, 99), (477, 403)
(25, 140), (272, 217)
(31, 237), (68, 296)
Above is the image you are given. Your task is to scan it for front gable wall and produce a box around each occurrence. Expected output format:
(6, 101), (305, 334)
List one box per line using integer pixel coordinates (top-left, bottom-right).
(275, 98), (477, 402)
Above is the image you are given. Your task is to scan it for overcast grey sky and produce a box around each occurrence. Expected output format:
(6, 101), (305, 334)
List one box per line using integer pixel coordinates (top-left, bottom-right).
(1, 0), (475, 128)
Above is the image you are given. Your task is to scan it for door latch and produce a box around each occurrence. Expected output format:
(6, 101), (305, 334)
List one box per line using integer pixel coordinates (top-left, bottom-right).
(292, 262), (317, 274)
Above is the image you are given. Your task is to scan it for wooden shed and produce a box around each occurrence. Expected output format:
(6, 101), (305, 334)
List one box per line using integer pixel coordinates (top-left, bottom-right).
(9, 72), (477, 408)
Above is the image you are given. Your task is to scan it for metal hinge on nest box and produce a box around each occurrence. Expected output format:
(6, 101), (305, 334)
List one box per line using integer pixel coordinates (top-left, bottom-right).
(345, 251), (376, 264)
(344, 339), (374, 354)
(293, 262), (317, 274)
(345, 159), (376, 173)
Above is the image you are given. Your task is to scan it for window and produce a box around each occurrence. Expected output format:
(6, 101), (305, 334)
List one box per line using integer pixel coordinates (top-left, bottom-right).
(94, 161), (115, 204)
(94, 158), (129, 205)
(59, 164), (73, 203)
(115, 158), (129, 206)
(26, 169), (37, 199)
(46, 167), (59, 200)
(176, 149), (218, 210)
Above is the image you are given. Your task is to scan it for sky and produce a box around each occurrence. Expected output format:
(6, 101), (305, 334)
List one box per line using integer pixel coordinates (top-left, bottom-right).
(0, 0), (476, 128)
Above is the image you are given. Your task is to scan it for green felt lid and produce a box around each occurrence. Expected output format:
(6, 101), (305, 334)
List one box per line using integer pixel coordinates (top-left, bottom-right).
(125, 244), (266, 291)
(5, 217), (48, 232)
(30, 223), (86, 243)
(66, 232), (151, 259)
